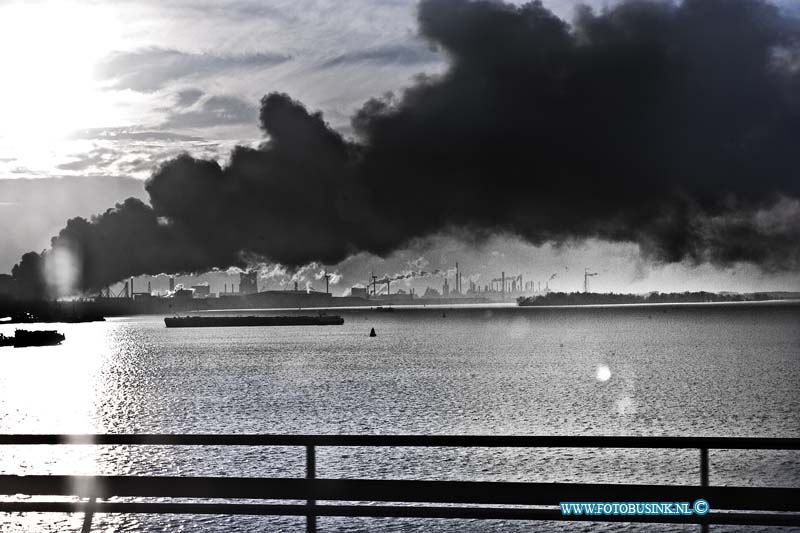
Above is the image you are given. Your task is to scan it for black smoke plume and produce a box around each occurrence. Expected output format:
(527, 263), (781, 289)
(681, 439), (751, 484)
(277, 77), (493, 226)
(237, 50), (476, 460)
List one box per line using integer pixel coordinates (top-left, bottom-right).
(10, 0), (800, 294)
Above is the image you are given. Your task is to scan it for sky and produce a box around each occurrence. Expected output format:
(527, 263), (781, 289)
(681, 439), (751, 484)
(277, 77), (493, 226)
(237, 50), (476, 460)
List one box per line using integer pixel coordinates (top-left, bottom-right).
(1, 0), (799, 296)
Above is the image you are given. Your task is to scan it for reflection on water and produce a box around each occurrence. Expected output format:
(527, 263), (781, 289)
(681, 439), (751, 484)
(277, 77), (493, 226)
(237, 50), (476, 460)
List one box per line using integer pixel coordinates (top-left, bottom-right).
(1, 305), (799, 531)
(0, 322), (108, 432)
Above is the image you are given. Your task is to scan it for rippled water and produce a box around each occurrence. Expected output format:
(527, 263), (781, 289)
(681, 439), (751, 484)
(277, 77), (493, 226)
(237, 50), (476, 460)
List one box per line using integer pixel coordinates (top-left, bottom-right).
(1, 303), (799, 531)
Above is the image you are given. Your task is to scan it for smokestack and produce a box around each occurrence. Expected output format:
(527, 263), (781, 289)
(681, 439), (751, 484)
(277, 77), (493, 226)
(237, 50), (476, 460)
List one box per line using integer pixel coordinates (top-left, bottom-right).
(584, 268), (598, 293)
(294, 281), (298, 291)
(501, 271), (505, 300)
(169, 276), (175, 292)
(148, 281), (151, 294)
(130, 277), (134, 299)
(456, 262), (459, 294)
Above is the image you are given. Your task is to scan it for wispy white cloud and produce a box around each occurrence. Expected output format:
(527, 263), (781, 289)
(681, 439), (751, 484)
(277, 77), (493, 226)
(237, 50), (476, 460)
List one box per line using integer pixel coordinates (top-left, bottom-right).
(96, 47), (290, 92)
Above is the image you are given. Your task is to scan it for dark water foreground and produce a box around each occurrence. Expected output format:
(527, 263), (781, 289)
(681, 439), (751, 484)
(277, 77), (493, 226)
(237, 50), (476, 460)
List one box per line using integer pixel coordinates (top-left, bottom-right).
(1, 303), (798, 531)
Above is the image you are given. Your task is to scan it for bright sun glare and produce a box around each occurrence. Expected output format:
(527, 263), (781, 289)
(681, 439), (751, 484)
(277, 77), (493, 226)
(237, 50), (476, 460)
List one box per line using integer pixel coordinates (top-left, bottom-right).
(596, 364), (611, 382)
(0, 2), (122, 141)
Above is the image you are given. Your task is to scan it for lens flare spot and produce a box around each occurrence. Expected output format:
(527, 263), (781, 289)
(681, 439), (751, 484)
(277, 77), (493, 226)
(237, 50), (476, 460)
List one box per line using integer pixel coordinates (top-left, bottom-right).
(596, 364), (611, 382)
(44, 246), (81, 297)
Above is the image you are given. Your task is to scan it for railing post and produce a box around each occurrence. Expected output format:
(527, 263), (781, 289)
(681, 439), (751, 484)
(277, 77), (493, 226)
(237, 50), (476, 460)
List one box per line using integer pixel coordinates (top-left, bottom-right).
(700, 448), (709, 533)
(81, 496), (96, 533)
(306, 445), (317, 533)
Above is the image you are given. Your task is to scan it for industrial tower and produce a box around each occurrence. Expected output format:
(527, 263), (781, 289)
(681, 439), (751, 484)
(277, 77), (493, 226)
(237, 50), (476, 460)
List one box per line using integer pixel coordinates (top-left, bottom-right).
(584, 268), (598, 293)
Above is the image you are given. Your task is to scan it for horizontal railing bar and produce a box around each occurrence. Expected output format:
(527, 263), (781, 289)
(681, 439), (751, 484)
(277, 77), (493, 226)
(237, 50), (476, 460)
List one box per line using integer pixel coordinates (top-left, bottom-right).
(0, 502), (798, 526)
(1, 476), (798, 511)
(1, 434), (799, 449)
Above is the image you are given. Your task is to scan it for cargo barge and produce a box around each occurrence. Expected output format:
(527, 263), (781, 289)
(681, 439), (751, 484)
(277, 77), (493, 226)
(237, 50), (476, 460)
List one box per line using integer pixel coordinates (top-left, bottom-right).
(164, 315), (344, 328)
(0, 329), (66, 347)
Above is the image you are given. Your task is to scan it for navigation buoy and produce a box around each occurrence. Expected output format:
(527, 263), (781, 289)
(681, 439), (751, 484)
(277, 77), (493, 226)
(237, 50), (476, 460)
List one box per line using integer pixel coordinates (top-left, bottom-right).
(369, 328), (377, 337)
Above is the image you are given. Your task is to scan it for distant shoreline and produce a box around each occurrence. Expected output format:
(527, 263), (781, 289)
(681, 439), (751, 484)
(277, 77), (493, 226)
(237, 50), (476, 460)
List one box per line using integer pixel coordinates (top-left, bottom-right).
(181, 298), (800, 315)
(514, 298), (800, 310)
(517, 291), (800, 307)
(2, 292), (798, 323)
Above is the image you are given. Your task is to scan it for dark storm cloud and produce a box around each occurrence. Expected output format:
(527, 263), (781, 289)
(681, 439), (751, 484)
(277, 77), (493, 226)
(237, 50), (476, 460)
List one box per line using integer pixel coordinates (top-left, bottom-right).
(354, 0), (800, 268)
(781, 2), (800, 18)
(10, 0), (800, 294)
(144, 93), (364, 267)
(96, 47), (290, 92)
(39, 93), (362, 290)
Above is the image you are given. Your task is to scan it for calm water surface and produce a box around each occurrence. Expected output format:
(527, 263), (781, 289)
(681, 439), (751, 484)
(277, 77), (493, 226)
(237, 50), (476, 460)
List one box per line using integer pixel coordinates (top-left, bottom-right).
(1, 303), (798, 531)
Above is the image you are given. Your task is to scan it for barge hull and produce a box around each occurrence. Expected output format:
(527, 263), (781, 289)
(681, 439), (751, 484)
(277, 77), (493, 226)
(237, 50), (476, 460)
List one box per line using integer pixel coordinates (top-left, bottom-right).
(164, 316), (344, 328)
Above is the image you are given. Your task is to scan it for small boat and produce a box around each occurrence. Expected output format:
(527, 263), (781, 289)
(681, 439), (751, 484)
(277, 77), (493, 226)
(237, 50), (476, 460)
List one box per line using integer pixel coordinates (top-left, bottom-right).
(0, 330), (66, 348)
(164, 315), (345, 328)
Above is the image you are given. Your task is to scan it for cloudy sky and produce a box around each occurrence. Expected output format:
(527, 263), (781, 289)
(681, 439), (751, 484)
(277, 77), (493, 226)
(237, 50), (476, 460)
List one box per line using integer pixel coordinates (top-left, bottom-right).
(1, 0), (799, 295)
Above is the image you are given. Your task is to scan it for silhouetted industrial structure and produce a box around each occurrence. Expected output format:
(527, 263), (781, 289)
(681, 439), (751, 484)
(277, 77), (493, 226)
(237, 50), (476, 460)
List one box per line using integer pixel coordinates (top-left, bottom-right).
(584, 268), (598, 293)
(239, 271), (258, 294)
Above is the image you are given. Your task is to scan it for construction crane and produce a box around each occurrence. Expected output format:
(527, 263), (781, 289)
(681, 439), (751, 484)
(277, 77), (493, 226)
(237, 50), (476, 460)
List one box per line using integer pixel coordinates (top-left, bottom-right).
(377, 284), (389, 295)
(584, 268), (598, 293)
(100, 284), (128, 298)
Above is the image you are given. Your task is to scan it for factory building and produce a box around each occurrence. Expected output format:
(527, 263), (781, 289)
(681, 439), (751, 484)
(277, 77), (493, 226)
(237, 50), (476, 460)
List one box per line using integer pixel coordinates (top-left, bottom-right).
(350, 287), (368, 299)
(239, 271), (258, 294)
(191, 283), (211, 298)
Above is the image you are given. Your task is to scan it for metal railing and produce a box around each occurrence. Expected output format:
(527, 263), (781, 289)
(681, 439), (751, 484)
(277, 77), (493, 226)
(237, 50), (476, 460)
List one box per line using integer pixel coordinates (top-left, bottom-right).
(1, 434), (799, 532)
